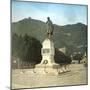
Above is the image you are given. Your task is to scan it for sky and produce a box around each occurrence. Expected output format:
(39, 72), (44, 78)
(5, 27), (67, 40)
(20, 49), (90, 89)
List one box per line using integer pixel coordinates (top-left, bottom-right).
(12, 0), (87, 25)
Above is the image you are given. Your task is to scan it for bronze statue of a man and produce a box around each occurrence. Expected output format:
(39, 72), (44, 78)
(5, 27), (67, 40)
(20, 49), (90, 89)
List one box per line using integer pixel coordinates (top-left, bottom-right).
(46, 17), (54, 39)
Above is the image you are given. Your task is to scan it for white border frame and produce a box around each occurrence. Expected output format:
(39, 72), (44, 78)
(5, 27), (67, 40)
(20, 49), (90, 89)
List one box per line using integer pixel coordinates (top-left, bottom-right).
(0, 0), (89, 90)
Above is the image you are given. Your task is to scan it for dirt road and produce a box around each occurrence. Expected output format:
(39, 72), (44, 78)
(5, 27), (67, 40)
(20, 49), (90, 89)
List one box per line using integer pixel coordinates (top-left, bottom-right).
(12, 64), (87, 89)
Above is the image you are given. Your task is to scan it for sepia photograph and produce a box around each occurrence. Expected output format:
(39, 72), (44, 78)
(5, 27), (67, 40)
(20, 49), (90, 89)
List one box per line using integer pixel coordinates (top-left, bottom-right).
(11, 0), (88, 89)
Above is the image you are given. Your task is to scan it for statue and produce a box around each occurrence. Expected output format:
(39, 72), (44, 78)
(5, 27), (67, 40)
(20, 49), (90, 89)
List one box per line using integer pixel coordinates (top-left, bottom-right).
(46, 17), (54, 39)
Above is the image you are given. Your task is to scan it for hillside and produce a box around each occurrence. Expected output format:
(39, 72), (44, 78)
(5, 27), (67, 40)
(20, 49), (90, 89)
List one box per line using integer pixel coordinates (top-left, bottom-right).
(11, 17), (87, 55)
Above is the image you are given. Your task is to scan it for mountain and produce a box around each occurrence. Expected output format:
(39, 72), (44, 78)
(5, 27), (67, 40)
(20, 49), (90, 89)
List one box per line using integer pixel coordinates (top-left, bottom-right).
(11, 17), (87, 55)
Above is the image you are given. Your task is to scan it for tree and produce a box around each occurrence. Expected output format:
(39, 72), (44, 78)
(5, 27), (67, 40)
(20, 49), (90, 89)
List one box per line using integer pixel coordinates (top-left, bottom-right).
(54, 48), (72, 65)
(12, 33), (42, 68)
(73, 53), (83, 64)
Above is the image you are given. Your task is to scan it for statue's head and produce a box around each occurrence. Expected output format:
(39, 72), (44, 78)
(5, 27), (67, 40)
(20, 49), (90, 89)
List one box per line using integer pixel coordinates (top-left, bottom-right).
(47, 17), (50, 20)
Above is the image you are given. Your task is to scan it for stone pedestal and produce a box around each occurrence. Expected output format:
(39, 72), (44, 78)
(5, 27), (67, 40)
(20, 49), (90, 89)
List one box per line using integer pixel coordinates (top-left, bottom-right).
(35, 63), (60, 75)
(35, 38), (60, 75)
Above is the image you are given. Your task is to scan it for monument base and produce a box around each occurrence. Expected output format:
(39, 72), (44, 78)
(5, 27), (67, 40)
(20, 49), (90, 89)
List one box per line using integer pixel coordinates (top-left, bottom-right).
(34, 62), (71, 75)
(35, 63), (60, 75)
